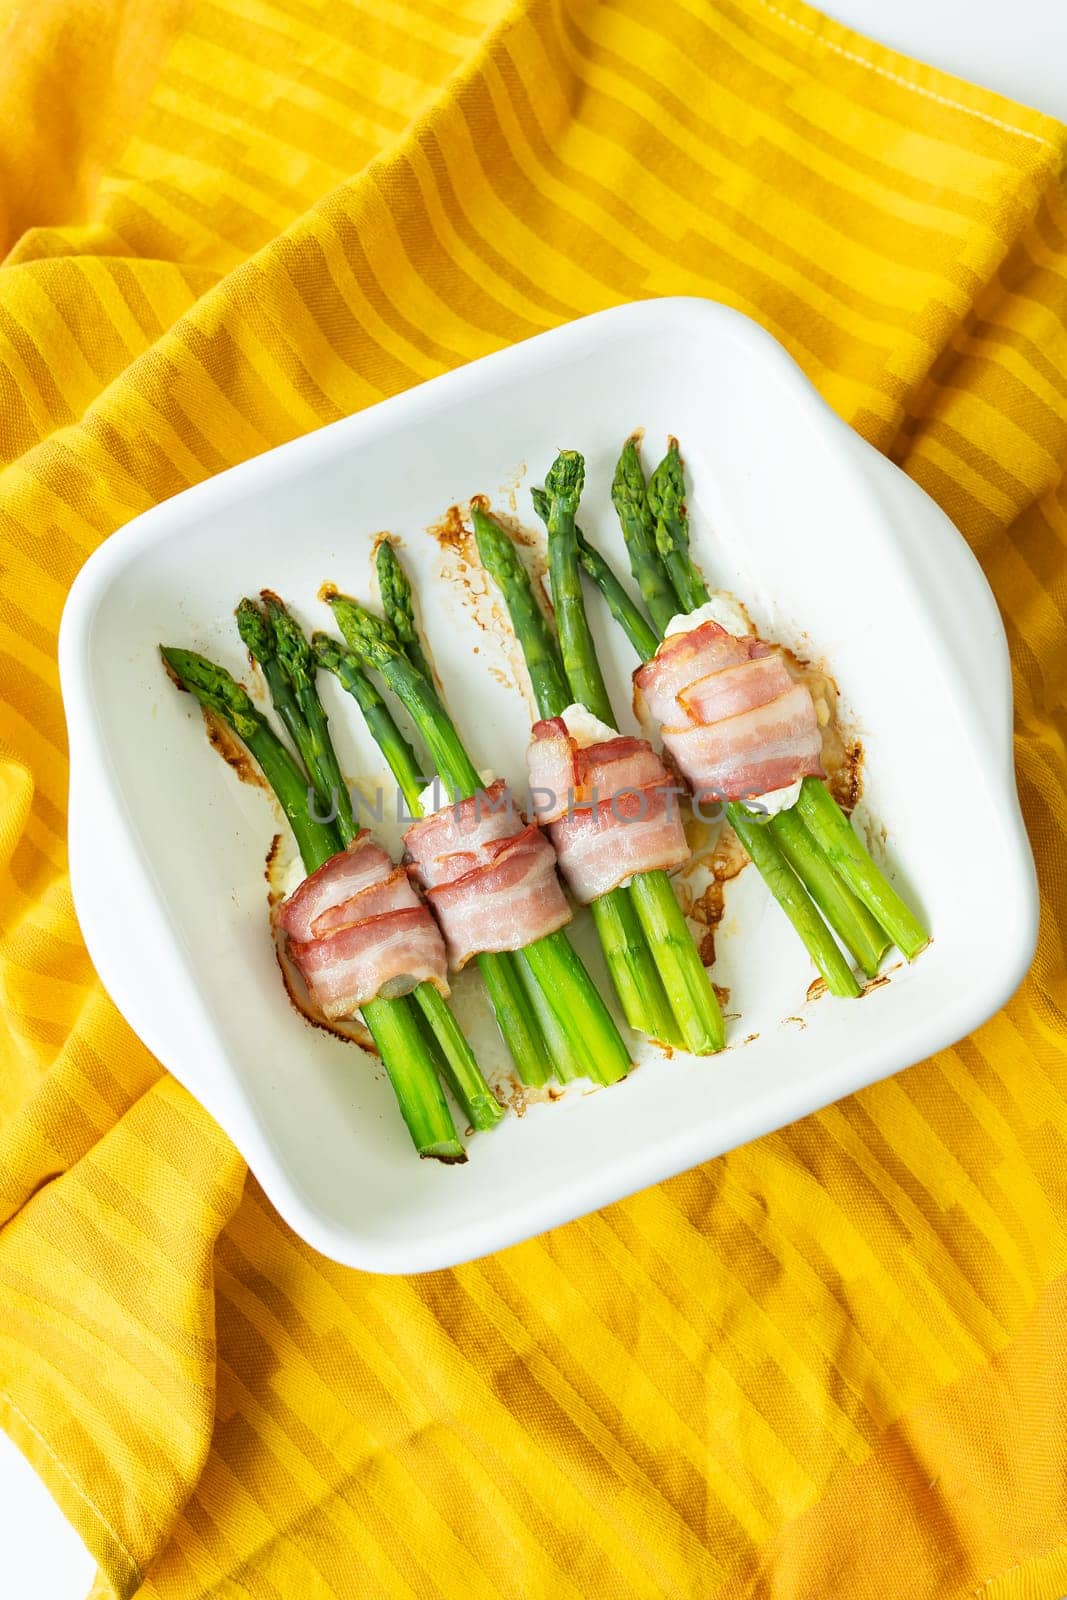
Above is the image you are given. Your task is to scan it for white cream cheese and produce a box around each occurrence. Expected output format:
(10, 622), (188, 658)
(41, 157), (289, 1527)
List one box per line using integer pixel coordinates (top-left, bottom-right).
(740, 778), (802, 818)
(664, 592), (752, 641)
(558, 701), (620, 748)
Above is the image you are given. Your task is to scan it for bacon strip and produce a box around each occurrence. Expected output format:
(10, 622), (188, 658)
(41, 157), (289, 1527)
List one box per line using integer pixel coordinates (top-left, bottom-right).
(677, 651), (794, 725)
(633, 622), (824, 803)
(403, 779), (522, 885)
(527, 718), (690, 903)
(277, 833), (399, 943)
(634, 620), (769, 728)
(527, 718), (673, 824)
(405, 783), (571, 968)
(277, 832), (448, 1017)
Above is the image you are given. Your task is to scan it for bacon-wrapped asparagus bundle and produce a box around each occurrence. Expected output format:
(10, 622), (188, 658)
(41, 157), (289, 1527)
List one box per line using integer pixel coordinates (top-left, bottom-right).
(160, 640), (501, 1160)
(573, 436), (929, 994)
(473, 459), (724, 1056)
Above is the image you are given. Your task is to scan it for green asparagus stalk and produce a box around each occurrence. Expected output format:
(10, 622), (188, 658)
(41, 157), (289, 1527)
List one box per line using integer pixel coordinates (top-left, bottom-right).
(411, 986), (504, 1131)
(359, 996), (469, 1157)
(796, 779), (929, 961)
(542, 452), (615, 722)
(571, 527), (663, 660)
(312, 633), (426, 817)
(769, 807), (890, 979)
(236, 598), (310, 762)
(726, 803), (862, 998)
(159, 646), (467, 1159)
(471, 502), (572, 714)
(256, 592), (356, 844)
(376, 537), (436, 685)
(611, 437), (683, 636)
(510, 952), (582, 1083)
(327, 591), (632, 1088)
(161, 646), (342, 867)
(473, 497), (679, 1046)
(647, 438), (710, 615)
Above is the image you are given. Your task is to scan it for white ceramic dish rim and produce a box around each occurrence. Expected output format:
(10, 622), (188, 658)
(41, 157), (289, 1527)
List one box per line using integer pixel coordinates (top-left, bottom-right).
(58, 298), (1039, 1273)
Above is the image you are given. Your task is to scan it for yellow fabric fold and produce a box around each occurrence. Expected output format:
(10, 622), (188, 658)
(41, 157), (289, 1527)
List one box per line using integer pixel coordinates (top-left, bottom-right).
(1, 0), (1066, 1595)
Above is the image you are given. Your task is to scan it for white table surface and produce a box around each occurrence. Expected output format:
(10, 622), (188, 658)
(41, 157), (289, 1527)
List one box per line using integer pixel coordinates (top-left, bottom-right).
(4, 4), (1065, 1595)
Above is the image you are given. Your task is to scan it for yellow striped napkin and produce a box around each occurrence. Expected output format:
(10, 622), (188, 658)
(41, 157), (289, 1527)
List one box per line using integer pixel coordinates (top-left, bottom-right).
(2, 1), (1066, 1595)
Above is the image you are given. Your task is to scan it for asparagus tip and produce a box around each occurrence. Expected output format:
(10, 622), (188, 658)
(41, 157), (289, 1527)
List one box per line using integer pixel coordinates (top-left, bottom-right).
(159, 645), (185, 690)
(544, 447), (585, 505)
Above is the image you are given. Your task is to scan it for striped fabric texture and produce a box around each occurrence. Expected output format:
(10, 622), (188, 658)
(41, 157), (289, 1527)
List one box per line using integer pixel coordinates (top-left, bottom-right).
(2, 0), (1067, 1595)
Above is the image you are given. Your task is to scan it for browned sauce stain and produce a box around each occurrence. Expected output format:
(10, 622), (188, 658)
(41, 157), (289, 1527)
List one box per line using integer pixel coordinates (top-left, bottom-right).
(318, 580), (338, 603)
(830, 741), (864, 815)
(203, 710), (267, 789)
(863, 973), (892, 994)
(497, 460), (527, 517)
(428, 502), (472, 556)
(806, 976), (828, 1002)
(681, 819), (749, 966)
(500, 1078), (530, 1118)
(779, 647), (864, 806)
(712, 983), (730, 1009)
(265, 833), (285, 907)
(784, 1015), (806, 1029)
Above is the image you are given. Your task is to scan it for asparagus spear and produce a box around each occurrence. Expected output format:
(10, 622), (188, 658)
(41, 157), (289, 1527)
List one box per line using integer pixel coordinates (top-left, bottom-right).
(647, 439), (709, 616)
(327, 592), (633, 1088)
(769, 807), (890, 979)
(159, 646), (468, 1159)
(542, 453), (615, 722)
(472, 500), (678, 1046)
(531, 484), (663, 672)
(611, 437), (682, 636)
(312, 633), (425, 817)
(532, 462), (725, 1055)
(796, 780), (929, 961)
(726, 803), (862, 998)
(236, 598), (310, 761)
(472, 502), (572, 714)
(376, 538), (436, 685)
(262, 592), (356, 844)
